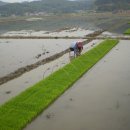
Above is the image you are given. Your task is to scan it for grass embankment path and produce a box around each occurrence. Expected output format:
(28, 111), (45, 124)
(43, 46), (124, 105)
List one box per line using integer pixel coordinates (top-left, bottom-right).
(0, 39), (119, 130)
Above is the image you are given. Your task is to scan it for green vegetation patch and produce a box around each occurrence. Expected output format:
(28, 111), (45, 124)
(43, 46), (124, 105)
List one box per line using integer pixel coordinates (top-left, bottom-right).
(0, 39), (119, 130)
(124, 28), (130, 35)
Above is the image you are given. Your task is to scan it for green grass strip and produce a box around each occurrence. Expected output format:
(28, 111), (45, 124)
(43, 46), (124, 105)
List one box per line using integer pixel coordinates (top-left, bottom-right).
(124, 28), (130, 35)
(0, 39), (119, 130)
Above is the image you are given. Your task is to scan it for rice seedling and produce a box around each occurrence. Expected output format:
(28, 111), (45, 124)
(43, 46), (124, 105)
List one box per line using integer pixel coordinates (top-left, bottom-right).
(0, 39), (119, 130)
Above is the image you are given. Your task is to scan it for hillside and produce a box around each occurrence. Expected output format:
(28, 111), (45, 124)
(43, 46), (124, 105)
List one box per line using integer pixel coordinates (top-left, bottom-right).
(0, 1), (7, 6)
(1, 0), (130, 16)
(0, 0), (94, 16)
(95, 0), (130, 11)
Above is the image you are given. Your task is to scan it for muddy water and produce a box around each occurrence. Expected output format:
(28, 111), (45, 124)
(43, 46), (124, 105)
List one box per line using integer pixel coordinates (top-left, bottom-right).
(0, 39), (76, 77)
(25, 40), (130, 130)
(0, 40), (101, 105)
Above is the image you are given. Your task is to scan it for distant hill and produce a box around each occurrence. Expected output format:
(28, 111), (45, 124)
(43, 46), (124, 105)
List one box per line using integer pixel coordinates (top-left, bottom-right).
(95, 0), (130, 11)
(1, 0), (129, 17)
(0, 0), (94, 16)
(0, 1), (7, 6)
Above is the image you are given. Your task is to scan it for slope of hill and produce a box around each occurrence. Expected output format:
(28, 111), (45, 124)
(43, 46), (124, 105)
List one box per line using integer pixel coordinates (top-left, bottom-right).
(0, 0), (94, 16)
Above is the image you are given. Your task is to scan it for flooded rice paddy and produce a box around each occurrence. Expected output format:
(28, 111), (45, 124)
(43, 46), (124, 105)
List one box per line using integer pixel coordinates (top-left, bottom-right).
(0, 12), (130, 129)
(0, 12), (130, 34)
(0, 39), (101, 105)
(0, 39), (76, 77)
(24, 40), (130, 130)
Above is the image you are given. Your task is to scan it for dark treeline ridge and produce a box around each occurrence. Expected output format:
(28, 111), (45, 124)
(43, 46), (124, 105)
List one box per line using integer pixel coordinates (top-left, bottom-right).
(0, 0), (93, 16)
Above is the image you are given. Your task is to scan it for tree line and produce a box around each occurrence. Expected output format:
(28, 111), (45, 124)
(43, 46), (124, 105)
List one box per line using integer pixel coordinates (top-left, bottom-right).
(0, 0), (93, 16)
